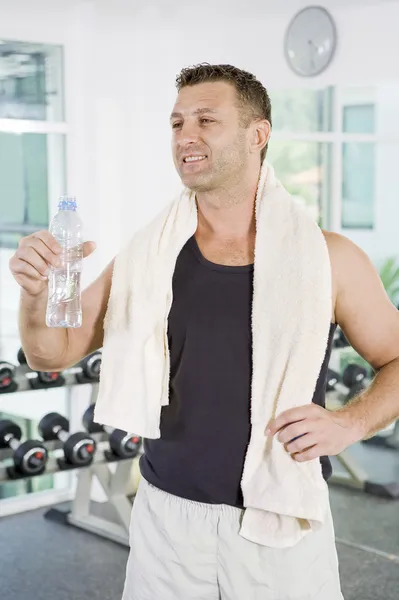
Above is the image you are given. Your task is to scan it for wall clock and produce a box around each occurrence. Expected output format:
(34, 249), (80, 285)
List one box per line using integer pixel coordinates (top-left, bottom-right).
(285, 6), (337, 77)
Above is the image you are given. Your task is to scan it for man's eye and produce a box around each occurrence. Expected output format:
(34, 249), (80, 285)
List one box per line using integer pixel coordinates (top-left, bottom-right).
(200, 118), (213, 124)
(172, 122), (182, 129)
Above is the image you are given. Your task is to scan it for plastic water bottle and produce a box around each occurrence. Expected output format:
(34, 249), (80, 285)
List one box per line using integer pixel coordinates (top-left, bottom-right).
(46, 196), (83, 328)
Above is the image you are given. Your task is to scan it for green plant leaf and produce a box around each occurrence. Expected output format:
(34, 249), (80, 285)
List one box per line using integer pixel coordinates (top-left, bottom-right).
(379, 256), (399, 295)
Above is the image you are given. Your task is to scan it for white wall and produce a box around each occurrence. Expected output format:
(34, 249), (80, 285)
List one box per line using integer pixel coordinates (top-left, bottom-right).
(84, 0), (399, 263)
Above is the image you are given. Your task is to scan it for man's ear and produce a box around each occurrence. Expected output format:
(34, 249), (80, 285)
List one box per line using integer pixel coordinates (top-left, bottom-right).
(250, 120), (271, 155)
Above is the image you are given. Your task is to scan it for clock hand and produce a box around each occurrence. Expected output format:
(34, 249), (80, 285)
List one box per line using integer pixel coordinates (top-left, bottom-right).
(307, 39), (318, 70)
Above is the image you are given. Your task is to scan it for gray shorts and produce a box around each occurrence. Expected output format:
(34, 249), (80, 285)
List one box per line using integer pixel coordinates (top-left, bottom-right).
(122, 477), (344, 600)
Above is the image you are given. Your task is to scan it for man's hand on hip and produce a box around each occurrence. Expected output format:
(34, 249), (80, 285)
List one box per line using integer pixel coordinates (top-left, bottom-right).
(265, 404), (361, 462)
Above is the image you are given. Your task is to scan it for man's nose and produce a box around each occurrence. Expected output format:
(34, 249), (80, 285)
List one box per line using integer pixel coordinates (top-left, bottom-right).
(178, 121), (201, 146)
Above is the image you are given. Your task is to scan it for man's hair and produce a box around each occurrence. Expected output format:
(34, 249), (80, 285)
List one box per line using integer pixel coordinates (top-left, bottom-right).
(175, 63), (272, 163)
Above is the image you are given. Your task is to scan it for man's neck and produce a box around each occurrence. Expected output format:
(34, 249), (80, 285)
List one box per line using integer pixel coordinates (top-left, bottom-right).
(195, 174), (259, 240)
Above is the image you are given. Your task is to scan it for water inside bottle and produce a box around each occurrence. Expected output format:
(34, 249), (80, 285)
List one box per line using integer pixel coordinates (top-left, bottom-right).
(46, 244), (83, 328)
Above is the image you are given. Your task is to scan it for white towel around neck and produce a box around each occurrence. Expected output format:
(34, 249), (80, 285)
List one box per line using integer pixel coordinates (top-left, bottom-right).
(94, 161), (333, 548)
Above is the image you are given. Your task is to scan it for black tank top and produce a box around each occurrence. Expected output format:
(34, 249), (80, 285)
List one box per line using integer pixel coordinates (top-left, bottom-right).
(140, 236), (336, 507)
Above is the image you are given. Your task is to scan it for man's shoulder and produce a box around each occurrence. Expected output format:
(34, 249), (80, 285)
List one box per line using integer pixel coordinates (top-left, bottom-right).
(321, 230), (370, 263)
(321, 229), (375, 288)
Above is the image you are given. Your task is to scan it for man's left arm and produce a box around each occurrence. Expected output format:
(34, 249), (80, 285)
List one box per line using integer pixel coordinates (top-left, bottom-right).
(267, 232), (399, 462)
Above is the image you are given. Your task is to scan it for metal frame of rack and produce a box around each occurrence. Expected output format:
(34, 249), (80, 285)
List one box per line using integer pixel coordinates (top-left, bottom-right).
(0, 370), (140, 543)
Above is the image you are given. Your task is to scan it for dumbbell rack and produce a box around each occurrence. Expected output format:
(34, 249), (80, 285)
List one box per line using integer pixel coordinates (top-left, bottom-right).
(0, 364), (140, 546)
(43, 384), (139, 547)
(0, 431), (121, 482)
(0, 433), (137, 546)
(44, 453), (137, 546)
(0, 362), (99, 393)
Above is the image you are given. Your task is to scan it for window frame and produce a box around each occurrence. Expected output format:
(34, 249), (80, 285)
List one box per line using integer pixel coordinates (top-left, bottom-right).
(0, 39), (73, 516)
(270, 85), (399, 232)
(0, 38), (67, 244)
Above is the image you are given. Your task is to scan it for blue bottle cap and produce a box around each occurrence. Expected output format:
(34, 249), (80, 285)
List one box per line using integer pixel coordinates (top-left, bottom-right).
(58, 196), (77, 211)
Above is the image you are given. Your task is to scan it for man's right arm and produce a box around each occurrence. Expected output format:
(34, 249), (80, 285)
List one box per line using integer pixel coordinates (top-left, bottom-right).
(10, 230), (114, 372)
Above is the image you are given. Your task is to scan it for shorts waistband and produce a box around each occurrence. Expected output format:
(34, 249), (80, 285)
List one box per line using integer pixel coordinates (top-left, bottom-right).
(140, 476), (245, 517)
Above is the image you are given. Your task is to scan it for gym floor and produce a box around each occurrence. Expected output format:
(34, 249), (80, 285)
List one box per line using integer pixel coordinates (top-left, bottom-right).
(1, 485), (398, 600)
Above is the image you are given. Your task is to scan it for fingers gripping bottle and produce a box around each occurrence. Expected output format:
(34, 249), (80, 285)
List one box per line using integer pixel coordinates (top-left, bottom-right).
(46, 196), (83, 328)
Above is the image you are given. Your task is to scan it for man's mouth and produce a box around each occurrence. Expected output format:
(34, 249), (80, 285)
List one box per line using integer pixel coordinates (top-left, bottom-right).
(182, 155), (207, 163)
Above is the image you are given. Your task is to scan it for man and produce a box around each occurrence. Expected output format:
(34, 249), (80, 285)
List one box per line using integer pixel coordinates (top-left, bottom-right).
(10, 64), (399, 599)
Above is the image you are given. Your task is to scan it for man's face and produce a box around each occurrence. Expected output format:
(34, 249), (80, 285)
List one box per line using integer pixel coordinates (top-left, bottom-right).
(170, 81), (251, 192)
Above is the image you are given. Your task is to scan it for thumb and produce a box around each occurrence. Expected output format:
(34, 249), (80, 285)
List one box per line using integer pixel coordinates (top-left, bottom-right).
(82, 241), (97, 258)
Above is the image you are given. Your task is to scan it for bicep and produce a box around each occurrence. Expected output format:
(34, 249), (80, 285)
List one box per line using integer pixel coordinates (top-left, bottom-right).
(65, 259), (114, 366)
(331, 234), (399, 370)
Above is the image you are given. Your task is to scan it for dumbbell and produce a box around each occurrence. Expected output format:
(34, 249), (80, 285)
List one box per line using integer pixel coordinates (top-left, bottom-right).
(326, 369), (350, 396)
(327, 365), (367, 402)
(82, 404), (142, 460)
(0, 419), (48, 477)
(333, 328), (350, 349)
(74, 351), (102, 384)
(342, 363), (368, 389)
(0, 361), (18, 394)
(17, 347), (65, 389)
(38, 412), (96, 469)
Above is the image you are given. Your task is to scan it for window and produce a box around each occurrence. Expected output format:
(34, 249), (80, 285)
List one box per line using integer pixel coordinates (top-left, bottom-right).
(268, 88), (334, 227)
(271, 88), (333, 132)
(0, 132), (66, 248)
(267, 140), (331, 224)
(342, 142), (375, 229)
(269, 83), (399, 234)
(343, 104), (375, 134)
(340, 103), (376, 229)
(0, 40), (68, 506)
(0, 40), (66, 249)
(0, 39), (64, 121)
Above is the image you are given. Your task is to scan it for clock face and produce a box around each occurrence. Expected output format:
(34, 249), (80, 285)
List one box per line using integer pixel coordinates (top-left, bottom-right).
(285, 6), (337, 77)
